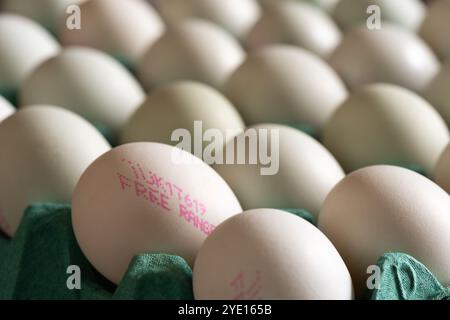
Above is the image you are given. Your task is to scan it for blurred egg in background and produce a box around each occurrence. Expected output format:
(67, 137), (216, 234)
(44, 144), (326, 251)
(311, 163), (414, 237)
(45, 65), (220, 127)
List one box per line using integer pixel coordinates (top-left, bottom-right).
(0, 95), (14, 122)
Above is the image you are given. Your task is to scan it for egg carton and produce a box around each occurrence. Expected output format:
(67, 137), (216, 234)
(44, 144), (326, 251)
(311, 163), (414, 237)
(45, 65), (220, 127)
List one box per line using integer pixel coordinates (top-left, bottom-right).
(0, 203), (447, 300)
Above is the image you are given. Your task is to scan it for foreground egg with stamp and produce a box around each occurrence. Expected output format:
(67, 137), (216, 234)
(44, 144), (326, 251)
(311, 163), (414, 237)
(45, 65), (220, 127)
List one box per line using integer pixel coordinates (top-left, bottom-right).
(0, 105), (111, 237)
(323, 83), (449, 175)
(72, 142), (242, 284)
(0, 14), (59, 101)
(247, 0), (341, 58)
(328, 24), (439, 93)
(435, 144), (450, 194)
(138, 19), (245, 90)
(224, 45), (347, 134)
(0, 96), (14, 122)
(193, 209), (354, 300)
(213, 124), (345, 217)
(318, 166), (450, 298)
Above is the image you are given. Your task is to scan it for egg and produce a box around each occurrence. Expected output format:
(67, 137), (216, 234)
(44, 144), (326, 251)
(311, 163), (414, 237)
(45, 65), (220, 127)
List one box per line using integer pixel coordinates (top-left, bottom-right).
(72, 142), (242, 284)
(138, 19), (245, 90)
(0, 105), (110, 237)
(213, 124), (345, 217)
(328, 24), (440, 93)
(224, 45), (347, 134)
(59, 0), (164, 67)
(1, 0), (85, 34)
(318, 165), (450, 298)
(0, 14), (59, 101)
(193, 209), (354, 300)
(435, 144), (450, 194)
(425, 63), (450, 128)
(20, 47), (145, 137)
(333, 0), (425, 32)
(248, 1), (341, 58)
(156, 0), (261, 41)
(259, 0), (340, 13)
(121, 81), (245, 152)
(0, 96), (14, 122)
(419, 0), (450, 61)
(323, 83), (449, 174)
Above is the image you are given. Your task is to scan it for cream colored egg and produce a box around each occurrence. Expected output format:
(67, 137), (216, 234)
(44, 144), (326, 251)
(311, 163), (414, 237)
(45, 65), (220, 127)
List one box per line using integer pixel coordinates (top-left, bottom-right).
(194, 209), (354, 300)
(121, 81), (245, 153)
(156, 0), (261, 40)
(425, 64), (450, 128)
(328, 24), (440, 93)
(247, 1), (341, 58)
(72, 142), (242, 284)
(0, 14), (60, 97)
(224, 45), (347, 134)
(0, 96), (14, 122)
(318, 165), (450, 298)
(323, 83), (449, 174)
(20, 47), (145, 136)
(260, 0), (340, 13)
(1, 0), (85, 33)
(435, 144), (450, 194)
(138, 19), (245, 90)
(213, 124), (345, 217)
(333, 0), (425, 31)
(59, 0), (164, 66)
(419, 0), (450, 61)
(0, 105), (110, 237)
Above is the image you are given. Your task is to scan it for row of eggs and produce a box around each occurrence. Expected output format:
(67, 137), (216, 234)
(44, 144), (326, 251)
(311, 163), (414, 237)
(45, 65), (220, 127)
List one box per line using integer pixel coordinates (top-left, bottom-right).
(0, 0), (449, 300)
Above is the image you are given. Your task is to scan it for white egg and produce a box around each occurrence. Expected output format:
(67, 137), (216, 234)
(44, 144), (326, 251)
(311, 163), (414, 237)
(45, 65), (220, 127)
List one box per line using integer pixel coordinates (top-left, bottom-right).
(435, 143), (450, 194)
(0, 14), (60, 99)
(323, 83), (449, 174)
(156, 0), (261, 40)
(0, 105), (110, 237)
(224, 45), (347, 134)
(121, 81), (245, 151)
(213, 124), (345, 217)
(59, 0), (165, 66)
(425, 63), (450, 127)
(1, 0), (85, 33)
(72, 142), (242, 284)
(333, 0), (425, 31)
(194, 209), (354, 300)
(328, 24), (440, 93)
(138, 19), (245, 90)
(419, 0), (450, 61)
(247, 0), (341, 58)
(318, 165), (450, 298)
(0, 96), (14, 123)
(259, 0), (340, 13)
(20, 47), (145, 136)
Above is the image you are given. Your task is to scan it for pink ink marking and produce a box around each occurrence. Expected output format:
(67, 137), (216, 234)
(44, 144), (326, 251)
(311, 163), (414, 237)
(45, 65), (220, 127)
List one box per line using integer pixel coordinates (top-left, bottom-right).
(160, 193), (170, 212)
(134, 181), (149, 200)
(229, 271), (263, 300)
(117, 173), (132, 190)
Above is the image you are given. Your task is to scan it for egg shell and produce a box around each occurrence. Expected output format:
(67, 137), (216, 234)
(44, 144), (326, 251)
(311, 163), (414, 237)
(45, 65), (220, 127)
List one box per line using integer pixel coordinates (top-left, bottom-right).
(328, 24), (440, 93)
(0, 14), (60, 94)
(193, 209), (354, 300)
(138, 19), (245, 90)
(156, 0), (261, 40)
(419, 0), (450, 61)
(259, 0), (340, 13)
(323, 83), (449, 174)
(333, 0), (425, 31)
(121, 81), (245, 150)
(20, 47), (145, 135)
(224, 45), (347, 133)
(318, 165), (450, 298)
(247, 0), (341, 58)
(72, 142), (243, 284)
(59, 0), (164, 65)
(425, 63), (450, 128)
(213, 124), (345, 217)
(0, 96), (14, 122)
(435, 143), (450, 194)
(0, 105), (110, 237)
(1, 0), (85, 33)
